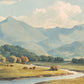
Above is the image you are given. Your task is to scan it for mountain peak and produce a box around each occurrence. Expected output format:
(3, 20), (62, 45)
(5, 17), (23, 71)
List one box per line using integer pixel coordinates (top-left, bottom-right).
(7, 16), (16, 21)
(0, 17), (16, 24)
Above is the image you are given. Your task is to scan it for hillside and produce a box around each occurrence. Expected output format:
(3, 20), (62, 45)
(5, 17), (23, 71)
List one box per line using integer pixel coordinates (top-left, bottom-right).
(0, 17), (84, 58)
(0, 17), (48, 56)
(0, 44), (38, 60)
(38, 25), (84, 51)
(0, 40), (11, 46)
(48, 41), (84, 59)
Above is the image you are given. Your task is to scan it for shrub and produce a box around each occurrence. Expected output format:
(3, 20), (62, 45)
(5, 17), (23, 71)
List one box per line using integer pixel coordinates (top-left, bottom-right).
(8, 56), (17, 63)
(0, 55), (6, 63)
(16, 57), (22, 63)
(21, 56), (29, 64)
(50, 65), (59, 71)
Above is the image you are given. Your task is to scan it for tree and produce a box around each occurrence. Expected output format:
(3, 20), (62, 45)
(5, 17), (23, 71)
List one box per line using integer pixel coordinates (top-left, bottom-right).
(72, 58), (84, 64)
(48, 56), (55, 62)
(8, 56), (17, 63)
(0, 55), (6, 63)
(16, 57), (22, 63)
(21, 56), (29, 64)
(72, 58), (78, 63)
(40, 55), (49, 62)
(50, 65), (59, 71)
(54, 57), (64, 62)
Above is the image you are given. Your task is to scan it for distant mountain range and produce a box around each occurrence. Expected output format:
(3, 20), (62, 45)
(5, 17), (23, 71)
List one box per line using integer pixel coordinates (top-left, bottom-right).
(0, 17), (84, 58)
(48, 41), (84, 59)
(0, 17), (48, 56)
(38, 24), (84, 51)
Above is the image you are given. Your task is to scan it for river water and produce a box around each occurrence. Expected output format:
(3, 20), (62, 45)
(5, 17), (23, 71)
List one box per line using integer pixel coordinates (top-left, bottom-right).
(0, 70), (84, 84)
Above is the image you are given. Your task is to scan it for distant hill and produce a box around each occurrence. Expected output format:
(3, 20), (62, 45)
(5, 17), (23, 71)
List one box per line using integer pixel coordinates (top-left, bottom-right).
(38, 25), (84, 51)
(0, 44), (39, 60)
(48, 41), (84, 59)
(0, 17), (84, 58)
(0, 40), (11, 46)
(0, 17), (48, 56)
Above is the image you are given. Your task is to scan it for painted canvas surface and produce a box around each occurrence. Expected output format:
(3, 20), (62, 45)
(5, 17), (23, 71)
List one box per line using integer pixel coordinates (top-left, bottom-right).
(0, 0), (84, 84)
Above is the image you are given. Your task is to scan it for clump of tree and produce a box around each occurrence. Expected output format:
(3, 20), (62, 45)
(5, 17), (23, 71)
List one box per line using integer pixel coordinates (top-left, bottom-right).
(72, 58), (84, 64)
(8, 56), (17, 63)
(39, 55), (64, 63)
(0, 55), (6, 63)
(16, 57), (22, 63)
(50, 65), (59, 71)
(0, 44), (64, 63)
(7, 55), (29, 64)
(21, 56), (29, 64)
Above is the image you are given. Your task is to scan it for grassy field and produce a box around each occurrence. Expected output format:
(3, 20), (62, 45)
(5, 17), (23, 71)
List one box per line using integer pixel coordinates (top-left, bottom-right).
(0, 63), (68, 80)
(31, 62), (84, 84)
(29, 61), (84, 71)
(37, 77), (84, 84)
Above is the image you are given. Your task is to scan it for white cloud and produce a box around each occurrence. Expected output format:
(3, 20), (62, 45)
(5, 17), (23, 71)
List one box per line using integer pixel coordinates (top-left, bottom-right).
(0, 0), (22, 4)
(0, 16), (6, 22)
(14, 1), (82, 29)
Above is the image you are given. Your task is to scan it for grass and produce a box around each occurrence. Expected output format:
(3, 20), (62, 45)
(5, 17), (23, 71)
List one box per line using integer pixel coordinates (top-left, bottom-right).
(0, 63), (68, 79)
(37, 77), (84, 84)
(30, 61), (84, 84)
(29, 61), (84, 71)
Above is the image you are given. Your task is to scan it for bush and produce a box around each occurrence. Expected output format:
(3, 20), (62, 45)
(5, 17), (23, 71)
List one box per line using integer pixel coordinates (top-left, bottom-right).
(0, 55), (6, 63)
(72, 58), (84, 64)
(50, 65), (59, 71)
(8, 56), (17, 63)
(16, 57), (22, 63)
(21, 56), (29, 64)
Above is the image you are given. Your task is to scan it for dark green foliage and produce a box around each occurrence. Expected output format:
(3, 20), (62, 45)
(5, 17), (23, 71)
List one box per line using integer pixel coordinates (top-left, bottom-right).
(54, 57), (64, 62)
(72, 58), (84, 64)
(40, 55), (49, 62)
(0, 45), (38, 61)
(48, 56), (55, 62)
(0, 44), (64, 62)
(8, 56), (17, 63)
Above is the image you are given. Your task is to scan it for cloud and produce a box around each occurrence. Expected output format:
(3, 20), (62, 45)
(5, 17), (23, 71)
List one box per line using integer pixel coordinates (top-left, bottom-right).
(14, 1), (82, 29)
(0, 0), (22, 4)
(0, 16), (6, 22)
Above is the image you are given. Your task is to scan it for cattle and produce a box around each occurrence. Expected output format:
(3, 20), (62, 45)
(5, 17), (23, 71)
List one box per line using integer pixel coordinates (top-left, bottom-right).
(32, 67), (36, 70)
(29, 67), (32, 69)
(23, 67), (28, 69)
(10, 65), (14, 67)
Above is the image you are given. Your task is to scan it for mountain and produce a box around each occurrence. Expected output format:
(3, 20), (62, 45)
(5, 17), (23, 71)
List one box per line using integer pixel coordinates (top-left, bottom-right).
(0, 17), (84, 58)
(0, 40), (11, 46)
(38, 24), (84, 51)
(0, 17), (48, 56)
(48, 41), (84, 59)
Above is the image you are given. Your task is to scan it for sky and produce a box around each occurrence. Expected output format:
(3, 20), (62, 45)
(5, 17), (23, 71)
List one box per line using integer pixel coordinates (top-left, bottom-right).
(0, 0), (84, 29)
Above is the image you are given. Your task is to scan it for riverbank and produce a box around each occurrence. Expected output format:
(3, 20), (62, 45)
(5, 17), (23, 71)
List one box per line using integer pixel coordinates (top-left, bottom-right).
(36, 76), (84, 84)
(29, 62), (84, 72)
(0, 63), (70, 80)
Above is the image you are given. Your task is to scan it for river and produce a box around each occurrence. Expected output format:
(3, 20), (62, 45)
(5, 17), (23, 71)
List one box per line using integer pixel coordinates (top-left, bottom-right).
(0, 69), (84, 84)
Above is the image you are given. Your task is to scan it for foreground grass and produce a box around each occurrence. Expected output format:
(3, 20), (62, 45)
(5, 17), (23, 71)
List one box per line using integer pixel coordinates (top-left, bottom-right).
(31, 62), (84, 84)
(37, 77), (84, 84)
(0, 63), (68, 80)
(29, 61), (84, 72)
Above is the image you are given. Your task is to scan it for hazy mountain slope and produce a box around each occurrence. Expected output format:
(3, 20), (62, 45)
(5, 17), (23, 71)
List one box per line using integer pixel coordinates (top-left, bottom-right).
(0, 17), (47, 42)
(48, 41), (84, 59)
(38, 25), (84, 51)
(0, 40), (11, 46)
(0, 17), (48, 56)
